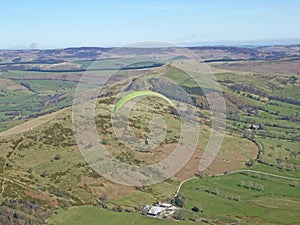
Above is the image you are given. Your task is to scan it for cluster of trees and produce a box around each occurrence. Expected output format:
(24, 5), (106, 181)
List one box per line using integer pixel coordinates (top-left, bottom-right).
(239, 180), (264, 191)
(149, 78), (194, 105)
(230, 83), (300, 108)
(0, 198), (53, 224)
(20, 82), (36, 93)
(288, 75), (298, 84)
(230, 84), (268, 98)
(205, 187), (219, 196)
(96, 196), (135, 214)
(280, 115), (300, 122)
(171, 193), (186, 208)
(243, 129), (254, 141)
(115, 151), (135, 164)
(227, 195), (241, 202)
(40, 123), (75, 147)
(269, 95), (300, 107)
(257, 130), (300, 142)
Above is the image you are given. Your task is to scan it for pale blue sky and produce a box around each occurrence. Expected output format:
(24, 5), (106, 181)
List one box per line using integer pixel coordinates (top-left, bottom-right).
(1, 0), (300, 49)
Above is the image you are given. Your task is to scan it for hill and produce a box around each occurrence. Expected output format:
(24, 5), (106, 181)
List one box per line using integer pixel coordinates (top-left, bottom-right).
(0, 46), (299, 224)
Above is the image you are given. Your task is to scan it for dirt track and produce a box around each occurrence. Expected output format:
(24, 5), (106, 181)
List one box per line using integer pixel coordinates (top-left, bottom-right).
(0, 107), (69, 137)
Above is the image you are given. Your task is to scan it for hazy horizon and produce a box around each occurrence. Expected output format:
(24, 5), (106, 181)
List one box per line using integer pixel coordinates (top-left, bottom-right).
(1, 38), (300, 50)
(1, 0), (300, 49)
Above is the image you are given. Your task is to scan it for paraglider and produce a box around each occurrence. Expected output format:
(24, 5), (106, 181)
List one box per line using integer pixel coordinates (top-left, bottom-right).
(144, 137), (149, 145)
(113, 91), (174, 114)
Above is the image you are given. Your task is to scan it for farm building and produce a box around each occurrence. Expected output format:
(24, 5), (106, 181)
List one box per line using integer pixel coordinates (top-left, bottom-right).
(160, 203), (172, 208)
(144, 202), (177, 217)
(147, 206), (164, 216)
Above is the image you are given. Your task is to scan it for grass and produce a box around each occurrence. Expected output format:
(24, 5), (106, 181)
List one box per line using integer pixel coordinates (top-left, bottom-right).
(0, 92), (258, 216)
(76, 58), (162, 70)
(113, 178), (179, 209)
(14, 79), (78, 93)
(163, 67), (198, 88)
(180, 172), (300, 224)
(256, 137), (300, 170)
(0, 113), (94, 204)
(46, 206), (201, 225)
(250, 163), (300, 179)
(0, 101), (178, 208)
(264, 100), (300, 117)
(0, 61), (299, 224)
(221, 72), (299, 174)
(113, 191), (157, 209)
(275, 85), (300, 99)
(0, 77), (77, 132)
(0, 107), (69, 137)
(0, 70), (79, 79)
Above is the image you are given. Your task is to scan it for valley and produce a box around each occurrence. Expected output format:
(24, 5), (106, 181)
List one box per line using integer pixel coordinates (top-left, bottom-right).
(0, 45), (299, 224)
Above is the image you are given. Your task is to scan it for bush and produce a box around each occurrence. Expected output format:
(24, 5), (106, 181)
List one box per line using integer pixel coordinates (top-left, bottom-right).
(172, 210), (192, 221)
(191, 206), (200, 212)
(112, 205), (123, 212)
(246, 159), (255, 167)
(40, 171), (47, 178)
(171, 193), (186, 208)
(13, 212), (18, 219)
(53, 154), (61, 160)
(100, 139), (108, 145)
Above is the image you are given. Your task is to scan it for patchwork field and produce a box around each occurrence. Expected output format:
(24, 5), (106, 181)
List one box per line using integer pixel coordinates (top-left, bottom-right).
(0, 46), (299, 224)
(180, 172), (300, 224)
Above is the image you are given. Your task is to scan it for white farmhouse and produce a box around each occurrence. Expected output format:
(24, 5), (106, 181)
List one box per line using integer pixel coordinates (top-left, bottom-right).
(147, 206), (164, 216)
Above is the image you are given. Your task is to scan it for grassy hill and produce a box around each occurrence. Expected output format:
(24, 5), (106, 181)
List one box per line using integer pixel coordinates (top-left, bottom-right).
(0, 53), (299, 224)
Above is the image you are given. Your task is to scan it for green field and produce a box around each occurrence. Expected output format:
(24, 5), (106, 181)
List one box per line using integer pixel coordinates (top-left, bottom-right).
(217, 71), (300, 178)
(0, 77), (77, 131)
(256, 137), (300, 171)
(46, 206), (202, 225)
(0, 57), (299, 224)
(180, 172), (300, 224)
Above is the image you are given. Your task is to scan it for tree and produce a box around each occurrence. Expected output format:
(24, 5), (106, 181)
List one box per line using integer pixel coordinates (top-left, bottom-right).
(173, 210), (188, 221)
(99, 195), (107, 203)
(289, 181), (298, 187)
(255, 183), (261, 191)
(243, 129), (254, 141)
(258, 123), (264, 130)
(246, 159), (255, 167)
(240, 180), (245, 187)
(53, 154), (61, 160)
(40, 171), (47, 178)
(260, 184), (264, 192)
(191, 206), (200, 212)
(248, 181), (253, 189)
(100, 139), (107, 145)
(112, 205), (123, 212)
(172, 193), (186, 208)
(13, 212), (18, 219)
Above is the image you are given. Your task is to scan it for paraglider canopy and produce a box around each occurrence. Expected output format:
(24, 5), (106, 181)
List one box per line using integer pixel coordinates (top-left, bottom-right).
(113, 91), (175, 114)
